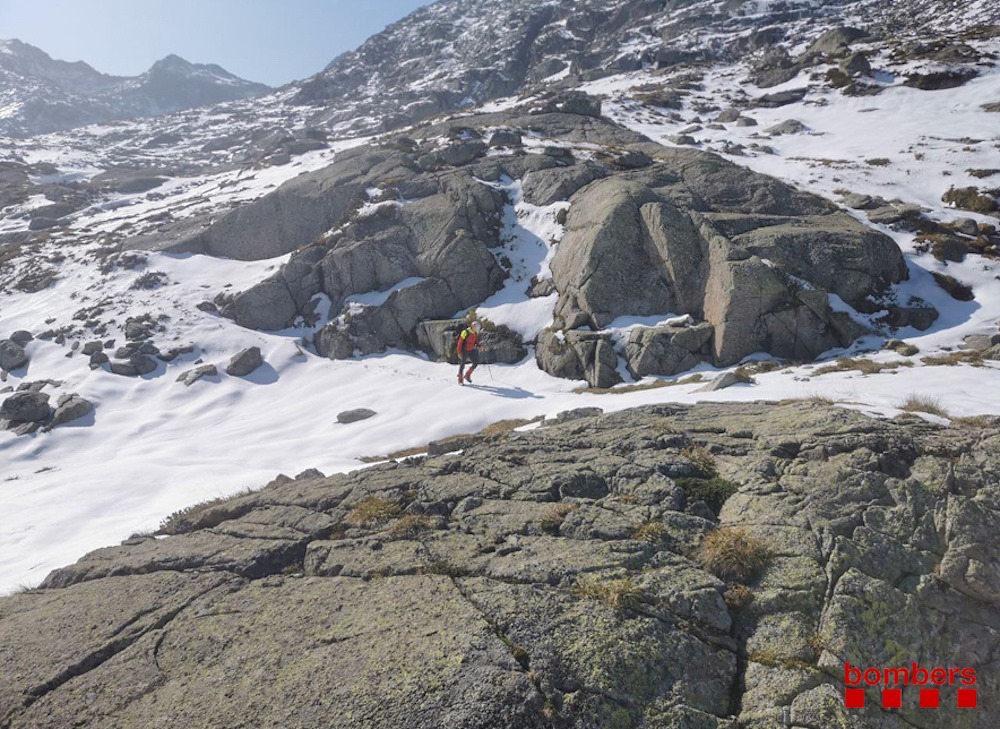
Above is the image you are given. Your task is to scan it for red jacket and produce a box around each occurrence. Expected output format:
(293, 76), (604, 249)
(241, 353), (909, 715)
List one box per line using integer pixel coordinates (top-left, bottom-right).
(457, 328), (479, 354)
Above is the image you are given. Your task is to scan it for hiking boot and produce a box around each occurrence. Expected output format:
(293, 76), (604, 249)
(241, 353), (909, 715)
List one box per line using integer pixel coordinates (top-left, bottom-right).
(457, 372), (464, 385)
(464, 370), (473, 383)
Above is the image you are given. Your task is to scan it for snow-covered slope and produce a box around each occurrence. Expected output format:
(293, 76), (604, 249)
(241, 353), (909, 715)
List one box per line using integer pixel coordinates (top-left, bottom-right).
(2, 0), (1000, 593)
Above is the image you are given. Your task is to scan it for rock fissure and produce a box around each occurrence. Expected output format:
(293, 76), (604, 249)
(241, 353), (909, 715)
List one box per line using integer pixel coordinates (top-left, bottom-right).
(2, 577), (232, 729)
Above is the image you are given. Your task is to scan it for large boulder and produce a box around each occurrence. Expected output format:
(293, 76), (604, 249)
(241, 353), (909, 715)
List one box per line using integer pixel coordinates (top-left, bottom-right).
(1, 391), (50, 422)
(415, 319), (465, 362)
(549, 149), (903, 367)
(535, 329), (621, 388)
(48, 395), (94, 428)
(624, 323), (713, 377)
(226, 159), (508, 347)
(415, 319), (526, 365)
(0, 340), (28, 371)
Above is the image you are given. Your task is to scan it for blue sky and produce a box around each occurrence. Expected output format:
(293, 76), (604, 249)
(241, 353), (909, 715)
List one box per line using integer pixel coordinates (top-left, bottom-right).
(0, 0), (435, 86)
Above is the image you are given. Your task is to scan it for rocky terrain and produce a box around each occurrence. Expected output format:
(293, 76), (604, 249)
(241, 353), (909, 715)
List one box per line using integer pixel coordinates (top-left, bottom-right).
(1, 402), (997, 728)
(186, 97), (917, 389)
(0, 40), (270, 137)
(1, 4), (1000, 725)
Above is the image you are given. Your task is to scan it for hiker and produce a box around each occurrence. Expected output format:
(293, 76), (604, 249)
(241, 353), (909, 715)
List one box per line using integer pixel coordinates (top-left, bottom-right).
(456, 320), (482, 384)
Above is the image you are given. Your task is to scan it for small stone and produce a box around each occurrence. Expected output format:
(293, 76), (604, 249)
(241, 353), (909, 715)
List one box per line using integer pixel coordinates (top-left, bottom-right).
(82, 341), (103, 356)
(177, 364), (218, 387)
(337, 408), (377, 424)
(227, 347), (264, 377)
(698, 371), (753, 392)
(10, 331), (33, 346)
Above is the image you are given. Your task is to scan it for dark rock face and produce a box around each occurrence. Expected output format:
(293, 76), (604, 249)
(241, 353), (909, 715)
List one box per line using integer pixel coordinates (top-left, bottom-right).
(2, 403), (997, 728)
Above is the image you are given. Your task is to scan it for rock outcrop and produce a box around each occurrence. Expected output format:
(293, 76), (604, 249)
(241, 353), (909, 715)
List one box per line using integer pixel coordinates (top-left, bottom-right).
(160, 103), (913, 386)
(1, 402), (995, 728)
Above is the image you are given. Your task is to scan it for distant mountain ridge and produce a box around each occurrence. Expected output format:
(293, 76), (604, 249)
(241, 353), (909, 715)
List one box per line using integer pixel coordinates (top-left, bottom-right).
(0, 39), (271, 137)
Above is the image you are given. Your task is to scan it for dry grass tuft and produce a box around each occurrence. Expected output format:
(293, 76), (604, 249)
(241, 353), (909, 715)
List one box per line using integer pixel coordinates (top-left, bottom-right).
(899, 394), (950, 418)
(157, 487), (256, 535)
(481, 417), (543, 436)
(953, 414), (999, 429)
(540, 503), (576, 534)
(386, 514), (435, 538)
(345, 497), (403, 528)
(921, 350), (983, 367)
(723, 583), (754, 610)
(813, 357), (911, 376)
(680, 446), (718, 478)
(632, 521), (669, 543)
(697, 528), (771, 582)
(572, 575), (644, 611)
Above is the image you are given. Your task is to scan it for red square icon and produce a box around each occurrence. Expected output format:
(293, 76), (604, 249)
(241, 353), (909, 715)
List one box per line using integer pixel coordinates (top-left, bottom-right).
(919, 689), (940, 708)
(845, 688), (865, 708)
(957, 689), (977, 708)
(882, 688), (902, 709)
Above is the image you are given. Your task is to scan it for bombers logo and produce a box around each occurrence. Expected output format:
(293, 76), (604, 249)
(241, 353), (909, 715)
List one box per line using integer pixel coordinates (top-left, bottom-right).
(844, 662), (977, 709)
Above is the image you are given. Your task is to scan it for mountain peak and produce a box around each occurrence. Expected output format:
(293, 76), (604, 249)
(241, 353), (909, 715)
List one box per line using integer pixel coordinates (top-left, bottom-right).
(149, 54), (195, 74)
(0, 42), (270, 136)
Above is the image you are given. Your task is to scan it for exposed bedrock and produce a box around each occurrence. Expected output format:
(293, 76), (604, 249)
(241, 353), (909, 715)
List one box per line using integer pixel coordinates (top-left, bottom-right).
(2, 403), (996, 728)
